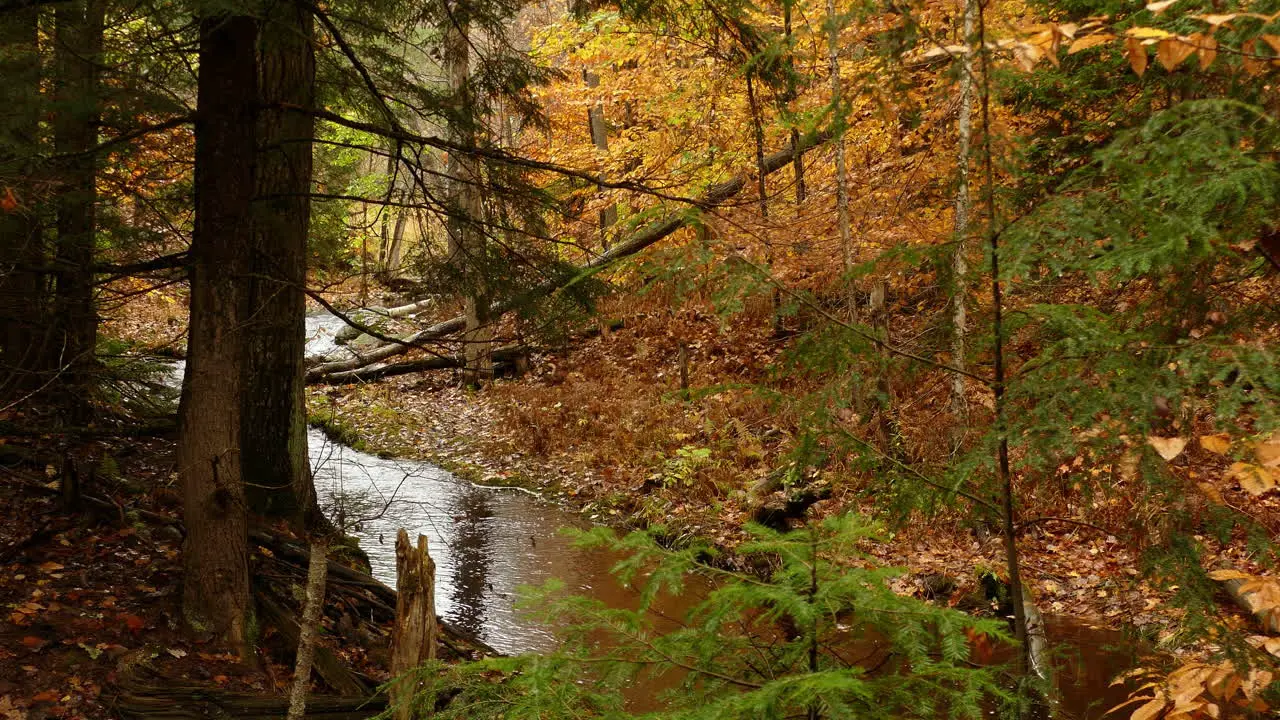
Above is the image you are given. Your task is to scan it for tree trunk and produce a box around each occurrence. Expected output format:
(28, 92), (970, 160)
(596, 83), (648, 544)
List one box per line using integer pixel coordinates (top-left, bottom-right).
(745, 73), (783, 336)
(783, 1), (805, 210)
(443, 10), (491, 387)
(950, 0), (977, 420)
(378, 147), (398, 268)
(51, 0), (105, 426)
(386, 209), (408, 276)
(390, 530), (437, 720)
(584, 69), (616, 247)
(179, 12), (257, 653)
(826, 0), (853, 315)
(0, 6), (49, 407)
(286, 538), (330, 720)
(241, 0), (320, 530)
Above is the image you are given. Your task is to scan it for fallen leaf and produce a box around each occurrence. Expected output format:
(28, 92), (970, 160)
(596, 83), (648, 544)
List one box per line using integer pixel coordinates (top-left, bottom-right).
(1199, 434), (1231, 455)
(1192, 33), (1218, 68)
(1126, 26), (1174, 40)
(1228, 463), (1278, 496)
(1148, 435), (1188, 461)
(1197, 481), (1224, 505)
(1255, 432), (1280, 467)
(20, 637), (44, 651)
(1145, 0), (1177, 13)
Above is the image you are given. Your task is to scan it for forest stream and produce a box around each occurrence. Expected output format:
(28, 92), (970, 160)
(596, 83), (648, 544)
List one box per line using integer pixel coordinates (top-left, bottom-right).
(164, 312), (1141, 717)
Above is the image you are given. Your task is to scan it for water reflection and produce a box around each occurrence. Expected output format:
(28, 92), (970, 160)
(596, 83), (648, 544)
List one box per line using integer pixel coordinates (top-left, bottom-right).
(446, 487), (495, 639)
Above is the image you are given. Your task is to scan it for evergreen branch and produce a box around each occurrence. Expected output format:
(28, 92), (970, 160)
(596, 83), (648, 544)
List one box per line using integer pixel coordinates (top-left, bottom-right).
(304, 0), (402, 133)
(832, 426), (999, 512)
(728, 253), (991, 385)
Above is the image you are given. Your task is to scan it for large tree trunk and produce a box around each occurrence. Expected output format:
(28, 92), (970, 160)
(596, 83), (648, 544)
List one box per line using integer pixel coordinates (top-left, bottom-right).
(782, 1), (805, 210)
(241, 0), (320, 530)
(442, 9), (491, 387)
(179, 12), (257, 653)
(51, 0), (105, 425)
(0, 6), (49, 407)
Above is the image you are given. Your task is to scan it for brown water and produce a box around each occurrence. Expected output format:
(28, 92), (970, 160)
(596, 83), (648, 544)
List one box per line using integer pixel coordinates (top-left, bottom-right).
(302, 313), (1141, 716)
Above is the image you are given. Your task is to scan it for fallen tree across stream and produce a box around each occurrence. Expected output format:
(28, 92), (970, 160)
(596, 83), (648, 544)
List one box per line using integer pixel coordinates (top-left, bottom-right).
(313, 320), (624, 385)
(305, 131), (832, 383)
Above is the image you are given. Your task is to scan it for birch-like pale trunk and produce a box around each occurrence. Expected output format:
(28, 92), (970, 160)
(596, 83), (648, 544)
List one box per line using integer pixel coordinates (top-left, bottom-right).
(286, 538), (330, 720)
(584, 70), (617, 247)
(950, 0), (977, 418)
(826, 0), (853, 314)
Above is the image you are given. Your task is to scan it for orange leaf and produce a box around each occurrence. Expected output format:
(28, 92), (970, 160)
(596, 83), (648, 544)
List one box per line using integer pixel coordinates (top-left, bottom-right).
(1242, 40), (1266, 76)
(1199, 433), (1231, 455)
(21, 636), (45, 650)
(1126, 37), (1149, 76)
(1131, 694), (1168, 720)
(1192, 33), (1218, 69)
(1068, 33), (1115, 54)
(120, 614), (145, 632)
(1156, 37), (1196, 70)
(0, 187), (17, 214)
(31, 690), (59, 704)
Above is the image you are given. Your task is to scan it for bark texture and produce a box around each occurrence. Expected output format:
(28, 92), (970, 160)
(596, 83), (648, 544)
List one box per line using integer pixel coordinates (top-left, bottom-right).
(390, 530), (437, 720)
(179, 13), (257, 650)
(286, 539), (330, 720)
(242, 0), (319, 529)
(51, 0), (105, 424)
(0, 7), (48, 406)
(442, 9), (491, 386)
(826, 0), (853, 313)
(950, 0), (977, 418)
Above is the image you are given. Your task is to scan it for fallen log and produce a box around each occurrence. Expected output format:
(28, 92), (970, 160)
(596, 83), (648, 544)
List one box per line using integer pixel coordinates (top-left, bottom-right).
(247, 528), (498, 658)
(1211, 568), (1280, 634)
(333, 298), (438, 344)
(257, 589), (372, 697)
(306, 131), (832, 382)
(313, 319), (625, 385)
(115, 680), (387, 720)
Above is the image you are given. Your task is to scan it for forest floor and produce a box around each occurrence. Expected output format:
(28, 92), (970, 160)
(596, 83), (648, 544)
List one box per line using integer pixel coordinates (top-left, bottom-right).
(24, 271), (1266, 720)
(0, 439), (303, 720)
(295, 281), (1280, 654)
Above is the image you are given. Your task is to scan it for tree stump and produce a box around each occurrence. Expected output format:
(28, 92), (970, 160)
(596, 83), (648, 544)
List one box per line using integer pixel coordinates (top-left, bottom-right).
(389, 530), (436, 720)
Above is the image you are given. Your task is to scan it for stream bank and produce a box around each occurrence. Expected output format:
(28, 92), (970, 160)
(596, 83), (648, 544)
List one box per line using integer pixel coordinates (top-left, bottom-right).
(299, 312), (1153, 718)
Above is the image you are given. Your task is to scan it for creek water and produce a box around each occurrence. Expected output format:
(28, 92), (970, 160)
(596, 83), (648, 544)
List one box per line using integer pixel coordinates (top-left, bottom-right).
(304, 313), (656, 656)
(169, 313), (1142, 716)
